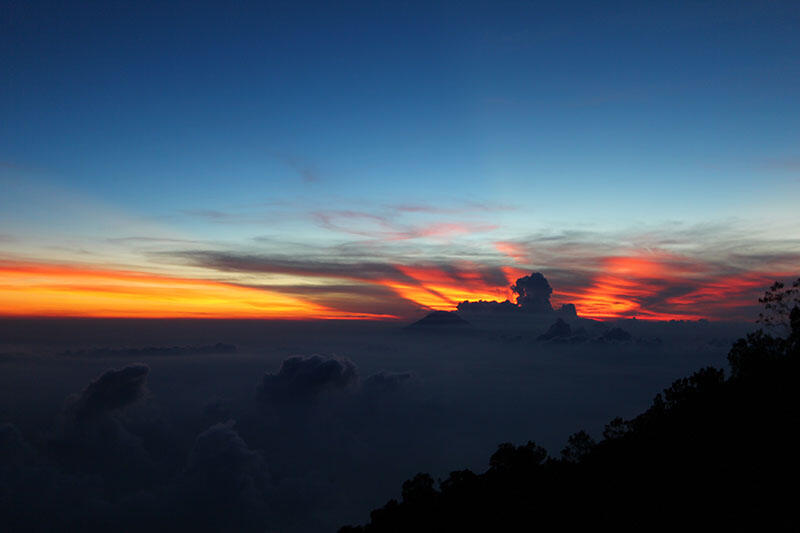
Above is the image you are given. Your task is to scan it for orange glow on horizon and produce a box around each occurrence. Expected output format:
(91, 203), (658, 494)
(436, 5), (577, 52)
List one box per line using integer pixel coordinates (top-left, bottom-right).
(377, 264), (523, 311)
(550, 253), (709, 320)
(551, 253), (791, 321)
(0, 254), (792, 321)
(0, 261), (397, 320)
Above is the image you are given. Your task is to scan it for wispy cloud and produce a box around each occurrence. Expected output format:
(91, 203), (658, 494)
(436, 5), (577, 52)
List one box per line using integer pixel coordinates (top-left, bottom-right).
(156, 248), (521, 313)
(761, 155), (800, 173)
(387, 201), (517, 215)
(180, 209), (235, 221)
(491, 223), (800, 320)
(6, 216), (798, 321)
(312, 209), (498, 241)
(154, 217), (800, 320)
(106, 236), (208, 245)
(0, 259), (396, 320)
(270, 152), (320, 183)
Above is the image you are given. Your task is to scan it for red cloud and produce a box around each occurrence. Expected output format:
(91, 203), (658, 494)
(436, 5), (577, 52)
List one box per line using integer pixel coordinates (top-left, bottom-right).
(549, 251), (796, 320)
(494, 241), (529, 264)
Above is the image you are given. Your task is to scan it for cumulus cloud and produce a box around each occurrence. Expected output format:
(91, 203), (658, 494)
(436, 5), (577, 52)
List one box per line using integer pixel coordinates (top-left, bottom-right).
(457, 299), (519, 313)
(123, 420), (274, 533)
(257, 355), (358, 405)
(362, 371), (414, 394)
(65, 363), (150, 422)
(511, 273), (554, 313)
(0, 317), (754, 532)
(52, 364), (156, 488)
(457, 272), (569, 316)
(177, 421), (271, 527)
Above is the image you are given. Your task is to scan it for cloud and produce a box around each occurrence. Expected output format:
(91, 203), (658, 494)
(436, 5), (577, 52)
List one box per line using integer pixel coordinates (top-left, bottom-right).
(456, 299), (519, 313)
(494, 241), (529, 264)
(59, 344), (236, 358)
(47, 364), (161, 494)
(312, 210), (497, 241)
(106, 236), (207, 245)
(126, 420), (273, 533)
(271, 152), (320, 183)
(257, 355), (358, 405)
(489, 224), (800, 320)
(10, 216), (799, 321)
(0, 259), (371, 319)
(362, 371), (414, 394)
(511, 273), (554, 313)
(761, 155), (800, 173)
(164, 250), (401, 279)
(163, 250), (521, 313)
(181, 421), (271, 508)
(180, 208), (233, 220)
(387, 201), (516, 215)
(67, 363), (150, 422)
(256, 355), (413, 414)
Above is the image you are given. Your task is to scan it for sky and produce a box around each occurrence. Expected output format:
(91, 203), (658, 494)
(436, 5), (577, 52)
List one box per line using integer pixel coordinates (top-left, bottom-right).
(1, 0), (799, 320)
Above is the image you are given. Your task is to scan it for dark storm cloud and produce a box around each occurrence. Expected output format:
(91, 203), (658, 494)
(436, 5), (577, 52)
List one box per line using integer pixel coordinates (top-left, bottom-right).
(257, 355), (358, 405)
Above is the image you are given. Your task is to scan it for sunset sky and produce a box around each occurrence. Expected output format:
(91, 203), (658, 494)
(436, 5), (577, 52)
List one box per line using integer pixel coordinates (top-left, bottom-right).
(2, 1), (799, 320)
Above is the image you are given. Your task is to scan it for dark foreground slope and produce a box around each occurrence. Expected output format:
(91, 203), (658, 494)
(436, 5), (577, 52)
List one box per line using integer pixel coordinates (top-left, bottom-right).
(341, 296), (800, 532)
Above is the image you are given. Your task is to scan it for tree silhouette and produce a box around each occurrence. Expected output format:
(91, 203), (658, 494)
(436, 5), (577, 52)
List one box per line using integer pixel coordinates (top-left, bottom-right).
(560, 430), (595, 462)
(758, 277), (800, 332)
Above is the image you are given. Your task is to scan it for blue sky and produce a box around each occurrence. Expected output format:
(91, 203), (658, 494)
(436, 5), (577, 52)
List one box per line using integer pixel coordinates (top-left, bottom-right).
(1, 1), (799, 319)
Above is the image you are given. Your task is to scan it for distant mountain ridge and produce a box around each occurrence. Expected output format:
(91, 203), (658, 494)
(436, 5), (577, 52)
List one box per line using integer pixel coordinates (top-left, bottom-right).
(405, 311), (472, 329)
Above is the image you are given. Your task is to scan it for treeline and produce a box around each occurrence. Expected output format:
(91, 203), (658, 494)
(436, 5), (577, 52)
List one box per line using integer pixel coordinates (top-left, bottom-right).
(340, 281), (800, 532)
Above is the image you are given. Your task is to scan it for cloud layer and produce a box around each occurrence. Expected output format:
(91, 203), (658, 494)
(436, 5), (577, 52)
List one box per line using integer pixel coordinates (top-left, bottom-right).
(3, 217), (799, 321)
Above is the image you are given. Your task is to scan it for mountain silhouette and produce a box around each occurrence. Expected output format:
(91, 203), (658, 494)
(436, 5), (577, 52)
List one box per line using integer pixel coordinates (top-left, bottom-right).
(405, 311), (472, 330)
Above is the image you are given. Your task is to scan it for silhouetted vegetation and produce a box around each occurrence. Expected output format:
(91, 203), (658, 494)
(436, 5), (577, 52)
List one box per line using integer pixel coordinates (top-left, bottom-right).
(340, 280), (800, 532)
